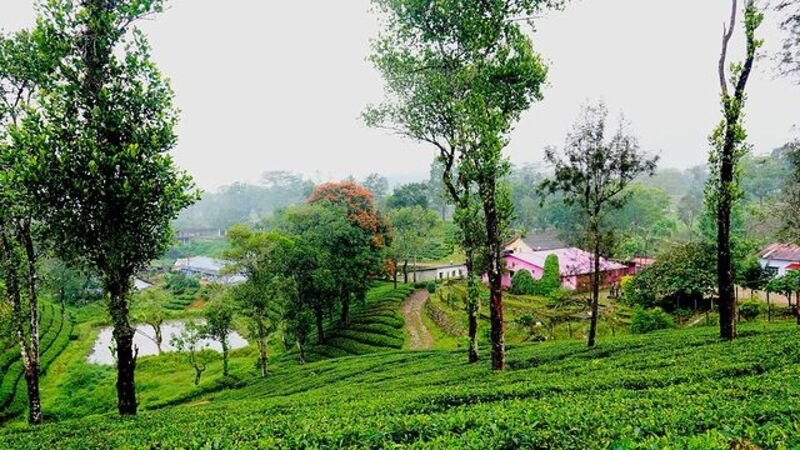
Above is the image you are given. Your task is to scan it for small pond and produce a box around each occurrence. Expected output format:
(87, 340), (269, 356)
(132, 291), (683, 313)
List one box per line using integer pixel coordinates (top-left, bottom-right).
(87, 320), (249, 365)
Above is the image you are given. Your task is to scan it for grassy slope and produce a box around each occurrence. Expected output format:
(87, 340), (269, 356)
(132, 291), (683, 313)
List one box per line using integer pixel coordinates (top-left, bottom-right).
(2, 322), (800, 449)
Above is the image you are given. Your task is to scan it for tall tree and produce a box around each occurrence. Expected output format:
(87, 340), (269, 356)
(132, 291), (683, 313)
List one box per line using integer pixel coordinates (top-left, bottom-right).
(0, 24), (62, 425)
(541, 103), (657, 348)
(24, 0), (197, 415)
(226, 225), (293, 377)
(779, 142), (800, 243)
(428, 158), (452, 220)
(205, 296), (234, 378)
(308, 182), (389, 326)
(366, 0), (555, 371)
(386, 182), (430, 209)
(132, 287), (170, 355)
(388, 206), (439, 283)
(708, 0), (762, 340)
(361, 173), (390, 204)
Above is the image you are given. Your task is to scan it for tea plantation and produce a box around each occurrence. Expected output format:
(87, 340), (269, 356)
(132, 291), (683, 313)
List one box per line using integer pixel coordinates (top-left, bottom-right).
(0, 302), (72, 422)
(1, 320), (799, 449)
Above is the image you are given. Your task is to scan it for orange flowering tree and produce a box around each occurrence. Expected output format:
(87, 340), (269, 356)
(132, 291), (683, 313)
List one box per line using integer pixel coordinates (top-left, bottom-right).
(308, 181), (392, 325)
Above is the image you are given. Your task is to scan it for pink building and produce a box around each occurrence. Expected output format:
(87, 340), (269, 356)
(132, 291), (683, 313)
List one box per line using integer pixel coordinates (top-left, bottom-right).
(502, 236), (627, 291)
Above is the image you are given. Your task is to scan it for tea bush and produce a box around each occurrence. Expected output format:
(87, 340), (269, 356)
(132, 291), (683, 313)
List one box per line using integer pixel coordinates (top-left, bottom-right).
(2, 323), (800, 448)
(630, 307), (674, 334)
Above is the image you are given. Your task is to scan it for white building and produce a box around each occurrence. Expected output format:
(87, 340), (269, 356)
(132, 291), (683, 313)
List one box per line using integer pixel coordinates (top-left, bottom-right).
(759, 243), (800, 277)
(173, 256), (246, 285)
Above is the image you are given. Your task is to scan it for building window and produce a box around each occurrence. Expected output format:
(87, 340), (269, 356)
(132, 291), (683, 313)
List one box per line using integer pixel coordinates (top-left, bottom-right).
(766, 266), (779, 276)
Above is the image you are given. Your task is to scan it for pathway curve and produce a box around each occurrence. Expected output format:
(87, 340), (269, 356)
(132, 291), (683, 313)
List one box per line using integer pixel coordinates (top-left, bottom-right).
(402, 289), (433, 350)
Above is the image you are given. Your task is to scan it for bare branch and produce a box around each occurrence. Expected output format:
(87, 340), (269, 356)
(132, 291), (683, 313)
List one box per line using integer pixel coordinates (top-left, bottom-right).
(719, 0), (738, 97)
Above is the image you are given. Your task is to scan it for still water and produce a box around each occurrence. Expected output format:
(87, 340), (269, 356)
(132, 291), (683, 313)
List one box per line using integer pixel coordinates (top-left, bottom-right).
(87, 320), (249, 365)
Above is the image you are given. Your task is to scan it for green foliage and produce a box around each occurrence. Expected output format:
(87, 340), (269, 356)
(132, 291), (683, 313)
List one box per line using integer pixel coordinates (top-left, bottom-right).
(165, 239), (230, 260)
(510, 255), (559, 296)
(426, 282), (436, 294)
(204, 295), (235, 377)
(5, 324), (800, 447)
(305, 284), (413, 362)
(510, 270), (537, 295)
(624, 241), (716, 310)
(738, 301), (763, 322)
(538, 254), (561, 295)
(165, 272), (200, 295)
(0, 302), (72, 420)
(170, 321), (214, 386)
(386, 182), (430, 209)
(630, 307), (675, 334)
(387, 206), (440, 276)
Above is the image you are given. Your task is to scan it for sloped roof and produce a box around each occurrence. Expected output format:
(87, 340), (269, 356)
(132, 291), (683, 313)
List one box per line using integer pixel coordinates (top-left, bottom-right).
(517, 230), (568, 252)
(760, 243), (800, 262)
(173, 256), (229, 275)
(510, 247), (626, 277)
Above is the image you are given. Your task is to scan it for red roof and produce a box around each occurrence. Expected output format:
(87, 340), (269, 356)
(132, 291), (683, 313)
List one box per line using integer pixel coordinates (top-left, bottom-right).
(760, 243), (800, 262)
(787, 263), (800, 271)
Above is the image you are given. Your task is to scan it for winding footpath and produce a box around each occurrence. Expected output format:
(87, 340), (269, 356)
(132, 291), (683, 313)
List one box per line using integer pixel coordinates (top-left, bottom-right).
(402, 289), (433, 350)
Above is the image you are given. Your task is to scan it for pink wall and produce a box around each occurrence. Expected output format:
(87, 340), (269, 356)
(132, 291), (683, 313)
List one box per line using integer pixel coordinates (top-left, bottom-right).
(502, 254), (545, 289)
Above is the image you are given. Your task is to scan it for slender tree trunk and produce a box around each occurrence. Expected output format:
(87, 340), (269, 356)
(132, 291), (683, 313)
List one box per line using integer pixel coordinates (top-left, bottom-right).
(222, 340), (229, 377)
(717, 170), (736, 340)
(59, 287), (67, 321)
(587, 219), (602, 348)
(193, 367), (202, 386)
(257, 318), (268, 377)
(108, 278), (137, 416)
(23, 366), (42, 424)
(297, 340), (305, 365)
(412, 254), (417, 283)
(152, 324), (163, 355)
(465, 252), (479, 363)
(480, 182), (505, 371)
(340, 295), (350, 327)
(315, 306), (325, 344)
(2, 226), (44, 425)
(767, 291), (771, 322)
(403, 260), (409, 284)
(21, 224), (42, 424)
(393, 257), (398, 289)
(716, 0), (757, 340)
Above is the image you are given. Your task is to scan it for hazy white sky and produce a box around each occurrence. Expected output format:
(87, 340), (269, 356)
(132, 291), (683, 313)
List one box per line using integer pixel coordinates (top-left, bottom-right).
(2, 1), (799, 191)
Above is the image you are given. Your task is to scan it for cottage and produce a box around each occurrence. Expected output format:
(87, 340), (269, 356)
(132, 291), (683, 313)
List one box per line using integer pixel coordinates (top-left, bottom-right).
(759, 243), (800, 276)
(173, 256), (246, 285)
(503, 236), (627, 291)
(411, 263), (468, 283)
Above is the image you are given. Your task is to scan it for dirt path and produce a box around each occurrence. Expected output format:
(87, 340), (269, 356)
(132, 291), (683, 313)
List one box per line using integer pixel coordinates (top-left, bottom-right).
(402, 289), (433, 350)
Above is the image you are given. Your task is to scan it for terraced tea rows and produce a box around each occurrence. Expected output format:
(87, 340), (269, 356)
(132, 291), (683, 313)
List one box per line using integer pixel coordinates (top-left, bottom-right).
(2, 323), (799, 449)
(0, 302), (73, 422)
(303, 284), (413, 362)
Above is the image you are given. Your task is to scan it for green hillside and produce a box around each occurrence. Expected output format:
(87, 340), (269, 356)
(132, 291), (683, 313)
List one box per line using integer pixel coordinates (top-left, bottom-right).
(303, 284), (414, 362)
(2, 322), (799, 449)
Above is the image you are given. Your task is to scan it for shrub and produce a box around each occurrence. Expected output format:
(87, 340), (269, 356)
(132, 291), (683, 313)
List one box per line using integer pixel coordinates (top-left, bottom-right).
(739, 301), (763, 322)
(426, 282), (436, 294)
(537, 254), (561, 295)
(630, 307), (675, 334)
(510, 270), (536, 295)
